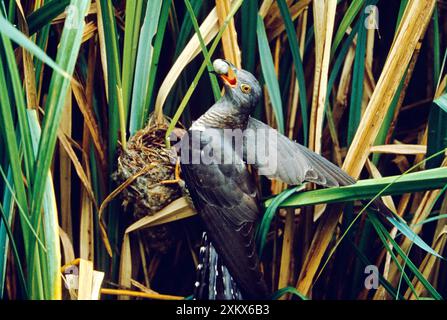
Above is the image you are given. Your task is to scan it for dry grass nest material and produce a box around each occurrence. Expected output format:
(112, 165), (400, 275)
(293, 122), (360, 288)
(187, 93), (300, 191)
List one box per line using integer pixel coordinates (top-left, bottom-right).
(113, 121), (184, 253)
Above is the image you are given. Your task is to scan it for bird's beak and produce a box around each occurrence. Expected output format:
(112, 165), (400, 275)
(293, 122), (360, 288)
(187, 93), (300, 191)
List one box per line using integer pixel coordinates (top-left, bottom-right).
(219, 67), (237, 88)
(213, 59), (238, 88)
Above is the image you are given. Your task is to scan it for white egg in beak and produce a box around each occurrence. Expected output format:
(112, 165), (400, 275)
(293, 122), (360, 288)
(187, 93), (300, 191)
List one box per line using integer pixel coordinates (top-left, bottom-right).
(213, 59), (237, 87)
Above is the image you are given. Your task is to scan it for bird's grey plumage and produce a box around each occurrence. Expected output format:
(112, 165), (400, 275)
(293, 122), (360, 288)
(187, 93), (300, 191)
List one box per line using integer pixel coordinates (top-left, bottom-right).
(245, 117), (356, 187)
(181, 61), (269, 299)
(181, 128), (268, 299)
(180, 59), (433, 300)
(193, 232), (244, 300)
(181, 59), (361, 299)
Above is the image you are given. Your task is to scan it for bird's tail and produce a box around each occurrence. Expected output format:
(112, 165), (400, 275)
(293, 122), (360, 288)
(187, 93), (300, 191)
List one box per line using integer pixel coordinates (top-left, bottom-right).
(193, 232), (243, 300)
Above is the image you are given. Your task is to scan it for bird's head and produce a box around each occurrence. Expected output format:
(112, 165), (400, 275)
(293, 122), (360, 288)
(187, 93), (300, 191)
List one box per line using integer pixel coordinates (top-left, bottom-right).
(213, 59), (262, 111)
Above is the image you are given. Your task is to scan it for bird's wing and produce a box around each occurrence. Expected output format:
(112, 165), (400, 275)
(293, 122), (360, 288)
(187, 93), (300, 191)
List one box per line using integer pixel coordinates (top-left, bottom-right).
(245, 118), (444, 260)
(245, 117), (356, 187)
(180, 129), (268, 299)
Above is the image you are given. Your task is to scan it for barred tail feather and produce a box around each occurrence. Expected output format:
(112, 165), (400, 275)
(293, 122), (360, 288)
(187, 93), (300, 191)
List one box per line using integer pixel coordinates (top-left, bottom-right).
(193, 232), (243, 300)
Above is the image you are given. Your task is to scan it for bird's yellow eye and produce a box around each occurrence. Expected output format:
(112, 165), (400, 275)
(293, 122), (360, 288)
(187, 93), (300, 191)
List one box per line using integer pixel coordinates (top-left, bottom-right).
(241, 83), (252, 94)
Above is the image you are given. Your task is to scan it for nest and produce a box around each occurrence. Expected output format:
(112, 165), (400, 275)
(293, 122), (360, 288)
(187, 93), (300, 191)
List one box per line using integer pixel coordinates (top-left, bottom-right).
(113, 119), (184, 254)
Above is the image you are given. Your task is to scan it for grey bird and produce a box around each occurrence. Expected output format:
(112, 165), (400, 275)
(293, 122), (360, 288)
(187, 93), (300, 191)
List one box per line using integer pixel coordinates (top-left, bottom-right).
(179, 59), (440, 300)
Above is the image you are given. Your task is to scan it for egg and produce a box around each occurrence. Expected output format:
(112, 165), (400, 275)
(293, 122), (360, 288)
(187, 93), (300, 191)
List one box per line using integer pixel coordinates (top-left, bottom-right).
(213, 59), (229, 75)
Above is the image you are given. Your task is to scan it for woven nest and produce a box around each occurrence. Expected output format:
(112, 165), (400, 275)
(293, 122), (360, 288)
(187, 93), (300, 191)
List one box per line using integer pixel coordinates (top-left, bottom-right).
(113, 119), (184, 254)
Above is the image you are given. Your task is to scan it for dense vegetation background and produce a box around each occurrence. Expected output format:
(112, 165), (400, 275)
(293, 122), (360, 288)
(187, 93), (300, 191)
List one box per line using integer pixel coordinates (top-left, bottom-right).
(0, 0), (446, 300)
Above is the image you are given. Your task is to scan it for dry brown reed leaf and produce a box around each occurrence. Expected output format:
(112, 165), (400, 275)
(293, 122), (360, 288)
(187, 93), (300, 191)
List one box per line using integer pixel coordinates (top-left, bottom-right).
(216, 0), (241, 68)
(91, 271), (105, 300)
(362, 62), (375, 113)
(16, 8), (39, 112)
(147, 255), (161, 283)
(343, 0), (435, 176)
(78, 259), (94, 300)
(79, 111), (96, 262)
(370, 144), (427, 155)
(81, 22), (98, 43)
(118, 233), (132, 300)
(325, 108), (344, 167)
(59, 227), (75, 264)
(100, 288), (184, 300)
(59, 89), (73, 241)
(309, 0), (337, 154)
(397, 192), (412, 217)
(58, 131), (97, 205)
(60, 130), (102, 261)
(385, 41), (423, 145)
(138, 239), (151, 287)
(366, 12), (376, 71)
(125, 197), (196, 233)
(71, 73), (107, 172)
(436, 75), (447, 97)
(130, 279), (159, 295)
(259, 0), (275, 19)
(96, 0), (109, 100)
(392, 155), (411, 173)
(262, 0), (284, 26)
(267, 0), (311, 40)
(334, 45), (355, 127)
(278, 209), (295, 297)
(365, 159), (397, 212)
(79, 178), (94, 261)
